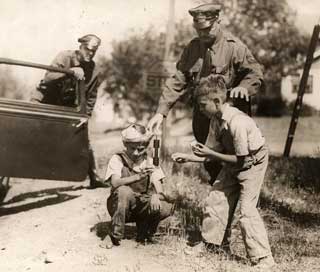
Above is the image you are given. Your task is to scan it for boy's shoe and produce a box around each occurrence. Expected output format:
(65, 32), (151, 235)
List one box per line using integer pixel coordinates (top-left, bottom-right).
(204, 242), (231, 255)
(184, 242), (207, 256)
(146, 236), (159, 244)
(253, 256), (276, 270)
(100, 234), (120, 249)
(136, 235), (159, 245)
(136, 237), (146, 245)
(184, 242), (231, 257)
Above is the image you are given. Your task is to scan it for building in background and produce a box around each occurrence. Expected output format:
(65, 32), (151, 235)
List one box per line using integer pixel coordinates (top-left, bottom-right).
(281, 49), (320, 110)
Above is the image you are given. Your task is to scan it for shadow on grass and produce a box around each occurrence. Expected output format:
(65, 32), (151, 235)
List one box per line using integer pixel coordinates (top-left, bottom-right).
(0, 185), (86, 217)
(268, 156), (320, 193)
(259, 193), (320, 227)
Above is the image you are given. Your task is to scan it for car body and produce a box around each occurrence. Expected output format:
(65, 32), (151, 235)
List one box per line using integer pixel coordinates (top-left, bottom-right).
(0, 58), (90, 182)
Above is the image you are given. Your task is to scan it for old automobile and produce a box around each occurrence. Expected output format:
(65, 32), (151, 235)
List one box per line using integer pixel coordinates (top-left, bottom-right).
(0, 58), (90, 203)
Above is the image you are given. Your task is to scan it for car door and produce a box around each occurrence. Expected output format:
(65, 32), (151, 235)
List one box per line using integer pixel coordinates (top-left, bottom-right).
(0, 58), (89, 181)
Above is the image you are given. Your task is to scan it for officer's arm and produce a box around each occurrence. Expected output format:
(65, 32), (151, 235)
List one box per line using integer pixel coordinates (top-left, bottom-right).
(156, 40), (200, 116)
(44, 51), (70, 82)
(156, 70), (189, 116)
(234, 44), (263, 96)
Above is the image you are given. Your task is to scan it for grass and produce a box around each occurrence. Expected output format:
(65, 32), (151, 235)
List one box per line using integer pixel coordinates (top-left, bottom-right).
(94, 117), (320, 271)
(157, 143), (320, 271)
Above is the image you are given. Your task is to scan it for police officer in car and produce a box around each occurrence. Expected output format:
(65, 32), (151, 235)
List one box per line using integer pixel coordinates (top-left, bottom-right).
(33, 34), (104, 188)
(147, 3), (263, 182)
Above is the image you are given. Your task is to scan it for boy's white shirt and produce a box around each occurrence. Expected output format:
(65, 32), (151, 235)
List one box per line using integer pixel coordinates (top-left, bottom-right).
(206, 103), (265, 156)
(104, 154), (165, 184)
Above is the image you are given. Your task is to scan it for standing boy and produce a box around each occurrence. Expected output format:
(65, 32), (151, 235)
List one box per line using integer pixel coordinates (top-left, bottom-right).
(172, 75), (275, 269)
(102, 124), (172, 248)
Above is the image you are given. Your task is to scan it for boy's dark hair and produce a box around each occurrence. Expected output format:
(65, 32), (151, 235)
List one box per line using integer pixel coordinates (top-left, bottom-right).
(194, 75), (227, 102)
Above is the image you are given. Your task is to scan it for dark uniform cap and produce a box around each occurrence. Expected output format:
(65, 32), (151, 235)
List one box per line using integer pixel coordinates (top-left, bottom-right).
(188, 3), (222, 29)
(78, 34), (101, 50)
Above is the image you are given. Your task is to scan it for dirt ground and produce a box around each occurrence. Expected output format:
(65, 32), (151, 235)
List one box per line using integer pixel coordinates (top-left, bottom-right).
(1, 125), (320, 272)
(0, 178), (181, 272)
(1, 177), (250, 272)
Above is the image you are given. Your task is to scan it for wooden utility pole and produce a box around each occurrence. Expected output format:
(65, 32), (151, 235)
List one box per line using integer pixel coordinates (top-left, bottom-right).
(283, 24), (320, 157)
(164, 0), (175, 61)
(161, 0), (175, 159)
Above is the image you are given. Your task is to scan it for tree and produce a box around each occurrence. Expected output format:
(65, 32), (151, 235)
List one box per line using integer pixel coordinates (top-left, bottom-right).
(99, 0), (309, 119)
(206, 0), (310, 115)
(98, 27), (166, 120)
(221, 0), (309, 94)
(0, 67), (24, 100)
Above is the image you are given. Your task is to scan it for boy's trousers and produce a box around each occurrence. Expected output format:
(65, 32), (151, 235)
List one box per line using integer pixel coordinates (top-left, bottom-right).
(201, 145), (272, 260)
(107, 186), (173, 240)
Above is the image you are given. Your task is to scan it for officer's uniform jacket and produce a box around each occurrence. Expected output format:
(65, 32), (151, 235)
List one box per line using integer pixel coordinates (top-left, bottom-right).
(42, 50), (100, 116)
(157, 26), (263, 116)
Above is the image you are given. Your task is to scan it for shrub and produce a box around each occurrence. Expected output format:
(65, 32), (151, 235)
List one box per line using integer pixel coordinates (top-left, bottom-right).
(256, 95), (286, 117)
(287, 101), (319, 117)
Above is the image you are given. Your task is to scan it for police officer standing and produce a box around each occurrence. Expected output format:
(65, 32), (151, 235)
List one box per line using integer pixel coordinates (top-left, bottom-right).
(147, 3), (263, 182)
(33, 34), (104, 188)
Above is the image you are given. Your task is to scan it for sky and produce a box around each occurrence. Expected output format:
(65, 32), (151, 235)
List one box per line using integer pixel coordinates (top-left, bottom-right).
(0, 0), (319, 64)
(0, 0), (319, 89)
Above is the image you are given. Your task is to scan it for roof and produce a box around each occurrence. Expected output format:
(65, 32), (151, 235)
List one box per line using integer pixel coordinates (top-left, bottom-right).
(313, 49), (320, 62)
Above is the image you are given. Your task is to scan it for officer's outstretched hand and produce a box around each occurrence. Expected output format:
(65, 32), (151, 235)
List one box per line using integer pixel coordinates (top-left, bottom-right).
(229, 86), (249, 102)
(147, 113), (164, 135)
(70, 67), (85, 80)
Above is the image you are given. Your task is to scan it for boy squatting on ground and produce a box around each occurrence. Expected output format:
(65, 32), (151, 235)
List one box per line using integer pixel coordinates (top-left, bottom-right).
(172, 75), (275, 269)
(101, 124), (173, 249)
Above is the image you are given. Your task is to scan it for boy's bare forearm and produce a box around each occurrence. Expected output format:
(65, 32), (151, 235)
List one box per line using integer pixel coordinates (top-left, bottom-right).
(208, 150), (237, 163)
(187, 154), (207, 162)
(111, 174), (142, 188)
(151, 179), (164, 194)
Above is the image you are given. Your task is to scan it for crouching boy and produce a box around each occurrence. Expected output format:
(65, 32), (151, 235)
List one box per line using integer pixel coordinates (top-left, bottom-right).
(172, 75), (275, 269)
(102, 124), (173, 248)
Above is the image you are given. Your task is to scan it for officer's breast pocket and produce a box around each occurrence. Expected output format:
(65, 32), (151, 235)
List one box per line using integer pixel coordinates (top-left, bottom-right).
(210, 51), (229, 75)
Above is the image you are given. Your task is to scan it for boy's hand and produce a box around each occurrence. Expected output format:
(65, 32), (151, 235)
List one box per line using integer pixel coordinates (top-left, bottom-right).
(138, 172), (150, 180)
(192, 143), (212, 157)
(171, 153), (189, 163)
(150, 194), (161, 212)
(141, 165), (155, 174)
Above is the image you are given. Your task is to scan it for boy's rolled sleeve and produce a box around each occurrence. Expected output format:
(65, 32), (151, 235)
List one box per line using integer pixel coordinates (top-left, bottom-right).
(104, 155), (123, 181)
(150, 167), (165, 184)
(229, 115), (249, 156)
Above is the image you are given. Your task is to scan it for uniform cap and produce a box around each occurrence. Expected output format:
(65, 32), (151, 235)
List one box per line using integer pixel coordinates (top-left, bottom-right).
(78, 34), (101, 50)
(188, 3), (221, 29)
(121, 124), (153, 143)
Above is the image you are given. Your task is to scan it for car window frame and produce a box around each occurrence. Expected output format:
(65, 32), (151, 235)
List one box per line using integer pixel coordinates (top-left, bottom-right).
(0, 57), (87, 115)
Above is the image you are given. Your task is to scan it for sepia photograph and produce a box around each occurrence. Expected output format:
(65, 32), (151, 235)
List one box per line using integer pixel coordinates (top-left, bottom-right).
(0, 0), (319, 271)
